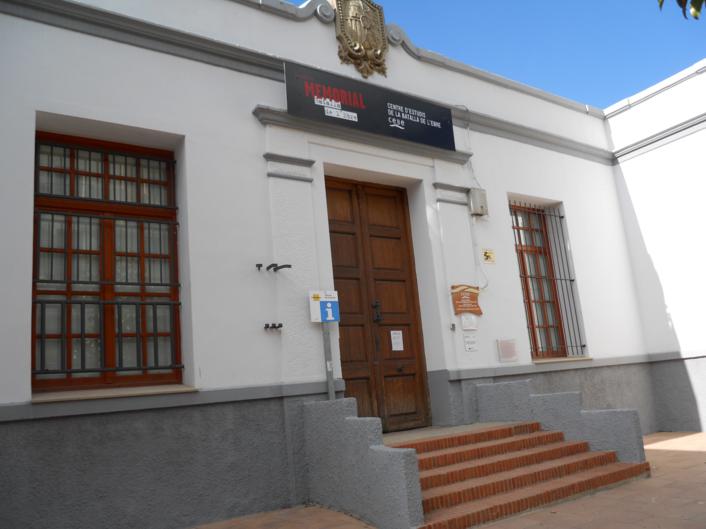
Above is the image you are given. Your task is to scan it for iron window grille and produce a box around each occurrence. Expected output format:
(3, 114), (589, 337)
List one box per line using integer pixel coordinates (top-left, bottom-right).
(32, 132), (182, 391)
(510, 201), (586, 359)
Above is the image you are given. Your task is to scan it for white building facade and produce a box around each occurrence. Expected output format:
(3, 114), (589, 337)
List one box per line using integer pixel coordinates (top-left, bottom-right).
(0, 1), (704, 528)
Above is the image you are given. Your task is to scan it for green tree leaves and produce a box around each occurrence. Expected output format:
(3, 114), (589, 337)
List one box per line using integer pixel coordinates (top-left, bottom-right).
(660, 0), (704, 19)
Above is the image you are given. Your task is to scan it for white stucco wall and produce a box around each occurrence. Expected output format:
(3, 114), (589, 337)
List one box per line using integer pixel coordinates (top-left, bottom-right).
(0, 14), (289, 402)
(609, 75), (706, 356)
(615, 142), (705, 355)
(0, 4), (648, 405)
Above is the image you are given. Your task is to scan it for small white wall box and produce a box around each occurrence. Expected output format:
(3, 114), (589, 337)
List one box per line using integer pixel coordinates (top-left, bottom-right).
(497, 339), (518, 363)
(469, 188), (488, 216)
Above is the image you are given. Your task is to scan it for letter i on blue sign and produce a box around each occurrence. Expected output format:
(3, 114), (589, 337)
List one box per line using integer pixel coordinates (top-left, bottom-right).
(320, 300), (340, 322)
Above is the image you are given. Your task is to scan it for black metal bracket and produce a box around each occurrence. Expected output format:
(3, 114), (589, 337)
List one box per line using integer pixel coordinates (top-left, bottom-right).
(256, 263), (263, 271)
(266, 263), (278, 271)
(273, 264), (292, 272)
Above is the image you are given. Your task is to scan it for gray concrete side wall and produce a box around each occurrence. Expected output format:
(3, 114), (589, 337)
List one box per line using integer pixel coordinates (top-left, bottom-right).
(0, 398), (310, 529)
(429, 362), (659, 434)
(430, 357), (706, 434)
(651, 357), (706, 432)
(474, 380), (646, 462)
(302, 399), (424, 529)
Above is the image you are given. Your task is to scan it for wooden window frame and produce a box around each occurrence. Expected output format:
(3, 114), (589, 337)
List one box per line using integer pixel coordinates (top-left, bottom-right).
(32, 132), (182, 391)
(510, 204), (568, 359)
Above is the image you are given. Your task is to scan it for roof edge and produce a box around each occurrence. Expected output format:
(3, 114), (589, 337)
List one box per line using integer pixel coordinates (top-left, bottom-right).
(229, 0), (605, 119)
(605, 58), (706, 118)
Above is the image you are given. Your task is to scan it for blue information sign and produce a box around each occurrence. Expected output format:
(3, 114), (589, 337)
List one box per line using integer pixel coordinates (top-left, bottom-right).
(319, 300), (340, 323)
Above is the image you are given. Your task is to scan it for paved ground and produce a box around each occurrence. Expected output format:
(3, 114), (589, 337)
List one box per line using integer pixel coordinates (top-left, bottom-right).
(484, 432), (706, 529)
(192, 506), (374, 529)
(193, 432), (706, 529)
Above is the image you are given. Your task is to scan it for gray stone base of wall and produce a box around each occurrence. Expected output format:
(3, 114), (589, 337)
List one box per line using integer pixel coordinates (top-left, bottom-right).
(476, 380), (645, 462)
(0, 394), (423, 529)
(428, 355), (706, 436)
(0, 396), (315, 529)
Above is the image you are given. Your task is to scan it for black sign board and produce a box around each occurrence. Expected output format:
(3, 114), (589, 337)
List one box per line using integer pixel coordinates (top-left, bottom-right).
(285, 62), (456, 151)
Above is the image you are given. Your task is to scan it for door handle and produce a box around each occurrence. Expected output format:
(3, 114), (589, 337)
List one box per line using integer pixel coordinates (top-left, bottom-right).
(396, 366), (404, 374)
(372, 300), (383, 323)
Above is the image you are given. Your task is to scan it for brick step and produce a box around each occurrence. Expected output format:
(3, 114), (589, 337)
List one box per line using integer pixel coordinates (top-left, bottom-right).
(418, 431), (565, 472)
(422, 450), (617, 513)
(421, 461), (651, 529)
(419, 440), (590, 490)
(388, 422), (541, 454)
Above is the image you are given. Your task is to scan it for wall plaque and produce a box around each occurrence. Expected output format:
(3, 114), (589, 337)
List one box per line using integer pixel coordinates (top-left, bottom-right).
(451, 284), (482, 316)
(285, 62), (456, 151)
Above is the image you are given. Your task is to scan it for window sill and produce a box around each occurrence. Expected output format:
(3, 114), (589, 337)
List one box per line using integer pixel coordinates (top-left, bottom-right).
(532, 356), (591, 364)
(32, 384), (197, 404)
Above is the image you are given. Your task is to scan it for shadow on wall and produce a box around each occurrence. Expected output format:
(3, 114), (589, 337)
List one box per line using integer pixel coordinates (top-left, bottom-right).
(613, 165), (701, 432)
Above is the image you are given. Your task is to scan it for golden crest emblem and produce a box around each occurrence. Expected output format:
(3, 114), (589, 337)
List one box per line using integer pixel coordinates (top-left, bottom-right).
(335, 0), (388, 78)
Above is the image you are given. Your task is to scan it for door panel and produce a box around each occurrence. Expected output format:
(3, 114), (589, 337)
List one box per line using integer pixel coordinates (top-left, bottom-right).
(327, 177), (429, 432)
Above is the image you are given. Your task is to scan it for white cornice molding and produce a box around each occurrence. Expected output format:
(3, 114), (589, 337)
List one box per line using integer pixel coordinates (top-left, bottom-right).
(228, 0), (335, 23)
(0, 0), (285, 81)
(452, 107), (615, 166)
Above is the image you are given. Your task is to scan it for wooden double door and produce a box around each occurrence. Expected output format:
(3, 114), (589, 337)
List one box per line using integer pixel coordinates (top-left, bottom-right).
(326, 177), (430, 432)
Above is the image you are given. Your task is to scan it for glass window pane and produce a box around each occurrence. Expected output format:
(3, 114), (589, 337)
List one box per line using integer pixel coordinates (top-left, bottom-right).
(44, 303), (63, 334)
(51, 172), (69, 196)
(51, 147), (67, 169)
(76, 175), (102, 199)
(533, 302), (544, 326)
(43, 339), (63, 370)
(529, 278), (541, 301)
(118, 337), (139, 371)
(52, 216), (65, 249)
(117, 304), (138, 334)
(73, 217), (97, 250)
(38, 252), (52, 280)
(145, 223), (160, 253)
(111, 155), (126, 177)
(38, 170), (51, 194)
(550, 327), (560, 351)
(546, 303), (557, 325)
(536, 328), (548, 353)
(530, 213), (541, 229)
(38, 145), (51, 166)
(534, 231), (544, 247)
(39, 214), (53, 247)
(110, 179), (125, 201)
(125, 182), (137, 203)
(148, 337), (172, 368)
(542, 279), (551, 300)
(142, 183), (166, 206)
(115, 257), (139, 283)
(161, 259), (170, 284)
(161, 225), (170, 254)
(146, 304), (171, 333)
(52, 254), (65, 281)
(77, 150), (90, 172)
(71, 338), (101, 370)
(538, 255), (548, 276)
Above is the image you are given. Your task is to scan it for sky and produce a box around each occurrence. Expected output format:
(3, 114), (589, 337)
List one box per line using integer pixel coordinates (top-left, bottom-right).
(376, 0), (706, 109)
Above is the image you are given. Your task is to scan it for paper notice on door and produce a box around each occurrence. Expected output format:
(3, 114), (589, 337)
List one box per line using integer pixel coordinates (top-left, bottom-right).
(391, 330), (404, 351)
(463, 332), (478, 354)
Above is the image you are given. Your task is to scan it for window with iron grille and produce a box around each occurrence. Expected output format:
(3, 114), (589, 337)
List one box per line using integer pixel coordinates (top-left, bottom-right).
(509, 202), (586, 359)
(32, 132), (182, 391)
